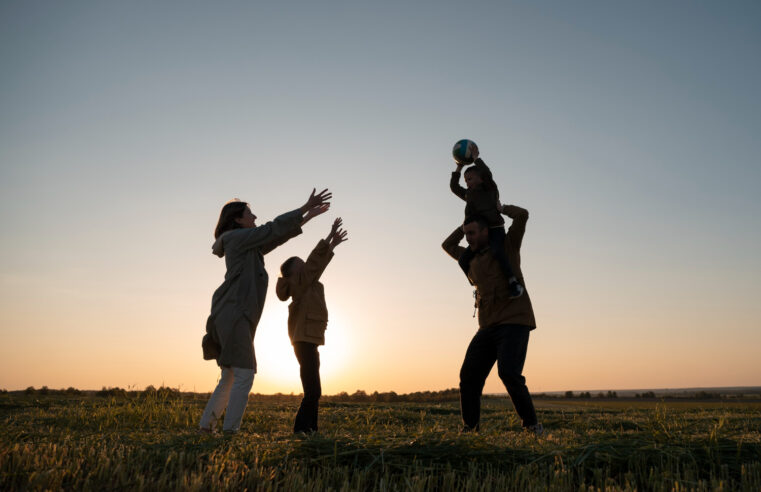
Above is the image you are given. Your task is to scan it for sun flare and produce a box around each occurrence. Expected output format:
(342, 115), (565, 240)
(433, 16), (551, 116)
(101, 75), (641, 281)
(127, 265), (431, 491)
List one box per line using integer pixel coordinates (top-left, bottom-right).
(252, 306), (351, 394)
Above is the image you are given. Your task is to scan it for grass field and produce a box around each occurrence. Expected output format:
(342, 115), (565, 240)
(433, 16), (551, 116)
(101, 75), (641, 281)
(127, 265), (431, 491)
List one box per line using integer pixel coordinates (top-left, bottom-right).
(1, 393), (760, 491)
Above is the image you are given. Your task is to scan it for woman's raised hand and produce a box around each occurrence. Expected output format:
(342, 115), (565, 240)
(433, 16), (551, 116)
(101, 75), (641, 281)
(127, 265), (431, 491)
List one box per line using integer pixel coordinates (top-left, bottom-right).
(301, 203), (330, 226)
(300, 188), (332, 226)
(302, 188), (332, 213)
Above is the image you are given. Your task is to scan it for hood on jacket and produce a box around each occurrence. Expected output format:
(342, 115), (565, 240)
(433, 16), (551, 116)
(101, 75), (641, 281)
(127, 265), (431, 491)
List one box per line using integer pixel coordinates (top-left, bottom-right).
(211, 232), (228, 258)
(275, 276), (292, 301)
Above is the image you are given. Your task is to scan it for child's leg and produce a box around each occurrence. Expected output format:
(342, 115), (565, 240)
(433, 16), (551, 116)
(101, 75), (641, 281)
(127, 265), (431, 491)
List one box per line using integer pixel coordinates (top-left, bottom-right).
(489, 227), (524, 298)
(199, 366), (234, 431)
(293, 342), (321, 432)
(488, 227), (516, 280)
(457, 247), (475, 283)
(222, 367), (255, 432)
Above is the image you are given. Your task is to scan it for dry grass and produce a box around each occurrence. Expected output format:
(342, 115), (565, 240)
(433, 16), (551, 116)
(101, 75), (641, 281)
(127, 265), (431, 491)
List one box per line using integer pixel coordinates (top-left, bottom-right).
(1, 393), (760, 490)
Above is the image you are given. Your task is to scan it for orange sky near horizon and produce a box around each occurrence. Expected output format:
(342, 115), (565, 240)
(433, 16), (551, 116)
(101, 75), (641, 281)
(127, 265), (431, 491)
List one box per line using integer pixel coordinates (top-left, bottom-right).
(1, 2), (760, 395)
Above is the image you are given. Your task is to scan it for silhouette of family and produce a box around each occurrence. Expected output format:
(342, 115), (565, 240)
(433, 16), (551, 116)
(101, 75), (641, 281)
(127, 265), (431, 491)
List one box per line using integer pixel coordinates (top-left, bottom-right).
(200, 148), (542, 436)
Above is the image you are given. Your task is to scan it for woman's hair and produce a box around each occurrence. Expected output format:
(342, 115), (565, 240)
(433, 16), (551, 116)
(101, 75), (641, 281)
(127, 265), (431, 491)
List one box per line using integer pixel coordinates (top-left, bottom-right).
(280, 256), (300, 277)
(214, 199), (249, 239)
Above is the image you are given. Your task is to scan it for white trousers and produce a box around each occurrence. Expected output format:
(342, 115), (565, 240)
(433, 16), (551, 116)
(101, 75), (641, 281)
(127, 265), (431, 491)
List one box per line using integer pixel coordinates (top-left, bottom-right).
(199, 366), (255, 432)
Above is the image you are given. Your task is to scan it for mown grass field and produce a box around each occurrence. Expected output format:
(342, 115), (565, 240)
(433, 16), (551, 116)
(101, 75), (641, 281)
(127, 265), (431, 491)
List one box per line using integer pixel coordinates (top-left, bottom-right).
(1, 393), (760, 491)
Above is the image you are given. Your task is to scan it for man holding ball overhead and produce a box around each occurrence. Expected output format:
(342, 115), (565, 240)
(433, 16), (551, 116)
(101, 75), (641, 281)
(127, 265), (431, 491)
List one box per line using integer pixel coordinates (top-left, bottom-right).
(442, 208), (543, 435)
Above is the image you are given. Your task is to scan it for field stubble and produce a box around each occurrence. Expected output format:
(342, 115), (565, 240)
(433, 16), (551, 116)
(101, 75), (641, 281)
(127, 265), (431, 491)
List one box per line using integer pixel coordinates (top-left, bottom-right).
(1, 394), (760, 491)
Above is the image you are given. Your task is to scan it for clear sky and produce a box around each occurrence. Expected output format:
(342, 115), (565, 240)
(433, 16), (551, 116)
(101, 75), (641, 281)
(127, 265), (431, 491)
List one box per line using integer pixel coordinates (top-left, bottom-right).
(1, 1), (760, 394)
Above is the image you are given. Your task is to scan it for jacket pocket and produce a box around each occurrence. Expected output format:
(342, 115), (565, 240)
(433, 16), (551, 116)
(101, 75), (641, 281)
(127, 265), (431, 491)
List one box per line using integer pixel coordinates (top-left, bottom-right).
(306, 307), (328, 323)
(305, 313), (327, 338)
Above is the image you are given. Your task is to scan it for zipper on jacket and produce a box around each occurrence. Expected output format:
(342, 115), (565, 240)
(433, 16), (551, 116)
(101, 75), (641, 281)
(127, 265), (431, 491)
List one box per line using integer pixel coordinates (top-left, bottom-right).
(472, 290), (478, 318)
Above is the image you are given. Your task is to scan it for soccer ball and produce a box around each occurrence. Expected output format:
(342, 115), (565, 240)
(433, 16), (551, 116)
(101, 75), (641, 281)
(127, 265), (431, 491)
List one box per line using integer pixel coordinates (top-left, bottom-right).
(452, 139), (479, 165)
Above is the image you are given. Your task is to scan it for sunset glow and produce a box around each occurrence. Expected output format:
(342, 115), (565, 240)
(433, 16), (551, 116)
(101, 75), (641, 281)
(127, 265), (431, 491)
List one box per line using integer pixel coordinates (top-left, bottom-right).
(1, 1), (760, 395)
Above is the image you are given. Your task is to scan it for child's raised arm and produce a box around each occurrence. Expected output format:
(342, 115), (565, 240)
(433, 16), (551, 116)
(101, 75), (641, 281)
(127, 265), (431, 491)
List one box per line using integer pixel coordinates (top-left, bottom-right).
(326, 218), (348, 251)
(450, 162), (467, 200)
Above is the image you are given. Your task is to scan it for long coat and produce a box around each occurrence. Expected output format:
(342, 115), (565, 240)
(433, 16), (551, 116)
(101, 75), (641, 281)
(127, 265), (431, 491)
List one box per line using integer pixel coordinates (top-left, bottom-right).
(275, 239), (334, 346)
(204, 209), (303, 370)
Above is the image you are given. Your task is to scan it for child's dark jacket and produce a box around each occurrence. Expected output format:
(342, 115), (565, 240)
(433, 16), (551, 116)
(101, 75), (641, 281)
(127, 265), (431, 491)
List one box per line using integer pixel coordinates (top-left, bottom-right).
(450, 159), (505, 227)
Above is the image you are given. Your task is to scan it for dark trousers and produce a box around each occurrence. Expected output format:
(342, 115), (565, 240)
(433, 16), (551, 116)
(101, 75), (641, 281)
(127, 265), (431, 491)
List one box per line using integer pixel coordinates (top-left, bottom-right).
(293, 342), (321, 433)
(457, 227), (516, 283)
(459, 324), (537, 430)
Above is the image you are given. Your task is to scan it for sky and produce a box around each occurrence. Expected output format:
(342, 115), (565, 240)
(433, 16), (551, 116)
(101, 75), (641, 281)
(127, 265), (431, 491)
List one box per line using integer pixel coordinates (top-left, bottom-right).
(1, 1), (760, 395)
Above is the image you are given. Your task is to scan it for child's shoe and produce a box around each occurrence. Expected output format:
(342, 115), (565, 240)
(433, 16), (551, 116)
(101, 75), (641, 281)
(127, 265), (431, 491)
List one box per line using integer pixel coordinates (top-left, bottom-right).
(508, 278), (524, 299)
(525, 423), (544, 437)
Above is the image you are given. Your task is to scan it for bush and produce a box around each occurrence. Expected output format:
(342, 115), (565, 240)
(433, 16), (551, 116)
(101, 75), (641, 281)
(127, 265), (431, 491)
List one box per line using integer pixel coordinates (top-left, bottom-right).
(96, 386), (127, 398)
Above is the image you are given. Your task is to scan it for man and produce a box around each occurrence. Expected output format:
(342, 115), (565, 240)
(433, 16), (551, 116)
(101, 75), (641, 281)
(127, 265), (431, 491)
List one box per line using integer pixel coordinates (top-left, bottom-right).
(442, 205), (542, 434)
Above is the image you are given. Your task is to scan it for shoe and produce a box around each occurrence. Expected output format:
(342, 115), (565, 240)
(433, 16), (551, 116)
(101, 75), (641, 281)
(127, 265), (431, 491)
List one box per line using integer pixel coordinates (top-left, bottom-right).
(526, 423), (544, 436)
(460, 424), (479, 433)
(508, 279), (524, 299)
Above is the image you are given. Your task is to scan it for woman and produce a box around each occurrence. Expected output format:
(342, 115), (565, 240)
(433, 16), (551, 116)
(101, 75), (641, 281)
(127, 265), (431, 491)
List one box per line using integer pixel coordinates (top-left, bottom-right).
(199, 188), (332, 434)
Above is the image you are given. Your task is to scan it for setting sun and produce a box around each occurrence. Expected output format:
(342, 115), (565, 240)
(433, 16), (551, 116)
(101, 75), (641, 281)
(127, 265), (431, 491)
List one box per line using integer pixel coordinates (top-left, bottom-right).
(251, 304), (354, 394)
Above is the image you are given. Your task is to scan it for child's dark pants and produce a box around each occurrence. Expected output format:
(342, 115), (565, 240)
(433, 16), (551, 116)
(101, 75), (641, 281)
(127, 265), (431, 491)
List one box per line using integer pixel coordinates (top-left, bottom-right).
(457, 226), (516, 282)
(293, 342), (321, 433)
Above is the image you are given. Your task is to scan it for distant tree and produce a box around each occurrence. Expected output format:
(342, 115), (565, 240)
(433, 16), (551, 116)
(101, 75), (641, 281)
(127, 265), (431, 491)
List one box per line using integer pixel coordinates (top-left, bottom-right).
(596, 392), (605, 398)
(564, 391), (574, 398)
(351, 390), (368, 402)
(580, 392), (591, 399)
(97, 386), (127, 398)
(694, 391), (720, 399)
(380, 391), (398, 402)
(607, 391), (618, 398)
(25, 386), (36, 395)
(39, 386), (49, 395)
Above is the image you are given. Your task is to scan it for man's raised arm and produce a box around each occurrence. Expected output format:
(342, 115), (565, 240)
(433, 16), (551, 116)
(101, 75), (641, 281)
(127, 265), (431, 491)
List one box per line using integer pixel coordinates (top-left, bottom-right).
(502, 204), (529, 248)
(442, 226), (466, 260)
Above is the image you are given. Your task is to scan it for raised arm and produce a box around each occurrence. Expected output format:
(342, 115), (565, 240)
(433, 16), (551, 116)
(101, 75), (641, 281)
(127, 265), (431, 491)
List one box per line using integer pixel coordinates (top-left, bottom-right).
(442, 226), (466, 260)
(450, 162), (467, 200)
(502, 204), (529, 248)
(300, 239), (335, 286)
(473, 158), (494, 185)
(236, 209), (304, 254)
(239, 188), (333, 254)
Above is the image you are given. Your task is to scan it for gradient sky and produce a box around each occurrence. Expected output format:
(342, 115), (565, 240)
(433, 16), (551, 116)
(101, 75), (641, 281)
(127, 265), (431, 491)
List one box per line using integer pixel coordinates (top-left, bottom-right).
(1, 1), (760, 394)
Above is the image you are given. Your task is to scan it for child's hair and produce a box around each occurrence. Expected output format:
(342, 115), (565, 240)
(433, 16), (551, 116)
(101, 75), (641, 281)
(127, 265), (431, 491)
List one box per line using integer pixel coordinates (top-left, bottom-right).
(464, 159), (497, 191)
(214, 199), (249, 239)
(280, 256), (300, 277)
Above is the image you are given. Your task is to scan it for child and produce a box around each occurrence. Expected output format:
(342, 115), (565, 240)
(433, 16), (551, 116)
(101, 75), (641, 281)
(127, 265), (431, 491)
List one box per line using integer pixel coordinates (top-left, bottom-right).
(450, 157), (524, 299)
(275, 218), (348, 433)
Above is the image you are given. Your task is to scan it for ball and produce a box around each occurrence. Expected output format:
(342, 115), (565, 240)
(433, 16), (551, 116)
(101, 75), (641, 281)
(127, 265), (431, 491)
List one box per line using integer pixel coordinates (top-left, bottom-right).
(452, 139), (479, 165)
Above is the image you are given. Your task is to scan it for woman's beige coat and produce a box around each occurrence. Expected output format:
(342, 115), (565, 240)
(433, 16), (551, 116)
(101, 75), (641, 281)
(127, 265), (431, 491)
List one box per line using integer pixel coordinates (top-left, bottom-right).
(203, 209), (303, 370)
